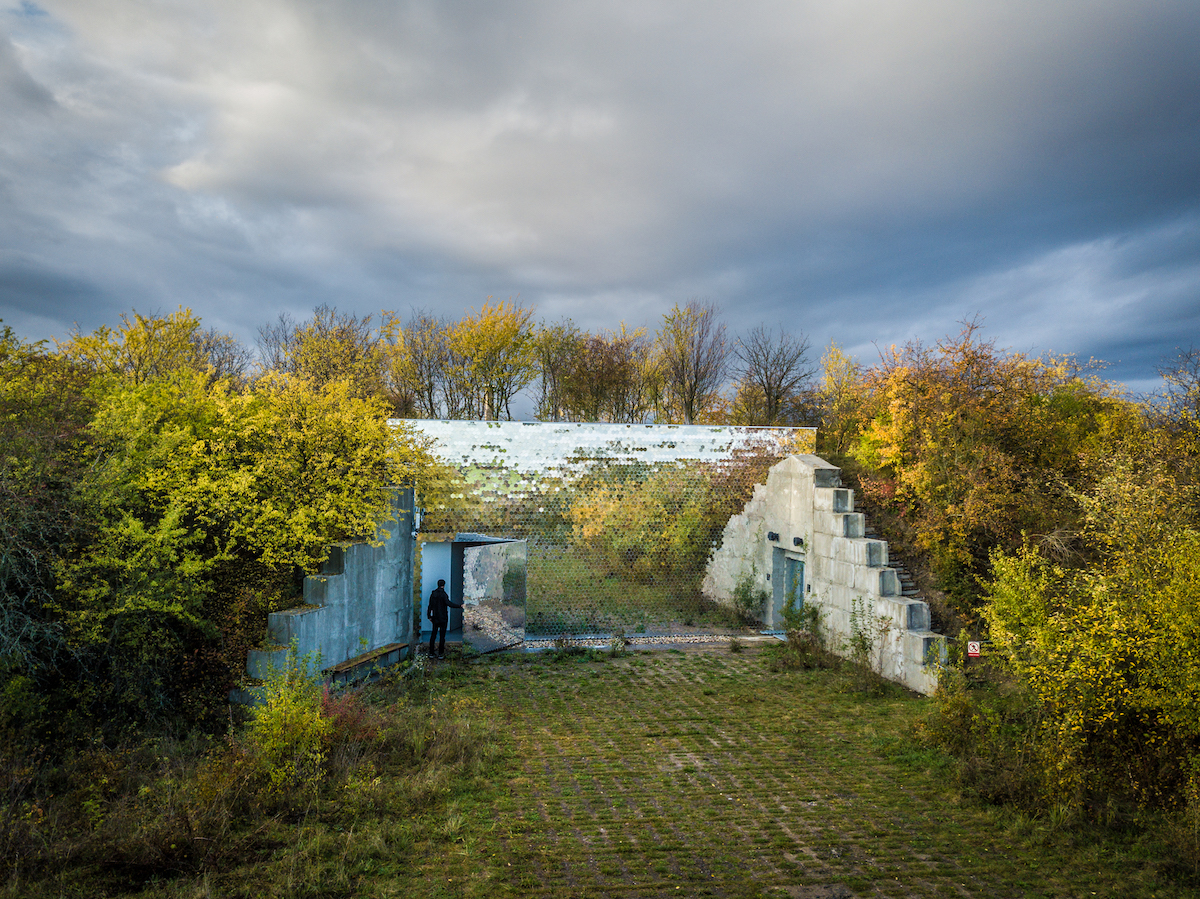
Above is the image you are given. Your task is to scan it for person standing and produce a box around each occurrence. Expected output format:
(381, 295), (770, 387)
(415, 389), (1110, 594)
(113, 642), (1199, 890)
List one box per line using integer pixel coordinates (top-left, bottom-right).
(426, 579), (462, 659)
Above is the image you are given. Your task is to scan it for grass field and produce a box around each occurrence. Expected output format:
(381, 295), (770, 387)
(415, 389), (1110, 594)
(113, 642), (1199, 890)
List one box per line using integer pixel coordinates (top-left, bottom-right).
(525, 549), (741, 635)
(9, 643), (1195, 898)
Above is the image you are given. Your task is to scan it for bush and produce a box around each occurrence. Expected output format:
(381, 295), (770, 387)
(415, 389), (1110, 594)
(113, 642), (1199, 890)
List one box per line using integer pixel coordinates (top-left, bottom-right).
(918, 664), (1048, 808)
(771, 592), (835, 671)
(246, 648), (331, 798)
(730, 569), (767, 625)
(851, 322), (1131, 613)
(973, 452), (1200, 813)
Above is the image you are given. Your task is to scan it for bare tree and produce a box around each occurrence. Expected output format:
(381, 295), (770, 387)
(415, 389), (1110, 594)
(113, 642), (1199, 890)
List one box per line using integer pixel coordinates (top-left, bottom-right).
(1160, 346), (1200, 433)
(256, 312), (298, 374)
(404, 311), (451, 418)
(558, 328), (654, 422)
(732, 324), (815, 425)
(656, 300), (729, 424)
(195, 328), (254, 384)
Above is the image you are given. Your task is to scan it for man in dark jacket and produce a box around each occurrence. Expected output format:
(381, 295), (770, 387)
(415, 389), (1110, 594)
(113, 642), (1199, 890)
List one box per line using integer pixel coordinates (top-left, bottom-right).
(426, 579), (463, 659)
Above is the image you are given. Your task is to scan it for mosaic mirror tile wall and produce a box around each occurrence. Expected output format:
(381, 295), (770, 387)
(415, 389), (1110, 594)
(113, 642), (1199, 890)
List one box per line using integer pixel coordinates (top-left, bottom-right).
(402, 421), (815, 640)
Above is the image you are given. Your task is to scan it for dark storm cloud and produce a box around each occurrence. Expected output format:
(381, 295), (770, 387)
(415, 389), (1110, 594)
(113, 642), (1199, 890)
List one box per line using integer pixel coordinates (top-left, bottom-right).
(0, 0), (1197, 391)
(0, 261), (107, 321)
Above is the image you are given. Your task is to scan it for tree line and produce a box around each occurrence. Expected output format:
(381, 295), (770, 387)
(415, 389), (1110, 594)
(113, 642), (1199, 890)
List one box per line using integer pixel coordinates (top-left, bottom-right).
(71, 300), (823, 426)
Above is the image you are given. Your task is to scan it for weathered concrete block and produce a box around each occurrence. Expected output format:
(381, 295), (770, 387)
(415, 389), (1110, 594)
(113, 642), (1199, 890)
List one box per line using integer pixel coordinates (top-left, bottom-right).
(865, 540), (887, 568)
(829, 559), (856, 588)
(246, 647), (288, 681)
(902, 631), (946, 694)
(320, 544), (348, 576)
(847, 564), (897, 596)
(873, 597), (909, 629)
(812, 511), (865, 537)
(810, 511), (837, 535)
(905, 601), (930, 632)
(813, 488), (853, 513)
(829, 537), (887, 568)
(848, 565), (874, 595)
(811, 465), (841, 488)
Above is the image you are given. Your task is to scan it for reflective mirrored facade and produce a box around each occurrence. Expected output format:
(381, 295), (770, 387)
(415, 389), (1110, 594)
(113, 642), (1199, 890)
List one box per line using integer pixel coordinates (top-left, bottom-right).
(401, 421), (815, 639)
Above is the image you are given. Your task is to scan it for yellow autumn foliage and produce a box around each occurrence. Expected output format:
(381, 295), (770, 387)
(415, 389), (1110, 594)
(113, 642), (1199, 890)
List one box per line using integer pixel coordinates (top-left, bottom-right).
(983, 450), (1200, 807)
(568, 466), (716, 589)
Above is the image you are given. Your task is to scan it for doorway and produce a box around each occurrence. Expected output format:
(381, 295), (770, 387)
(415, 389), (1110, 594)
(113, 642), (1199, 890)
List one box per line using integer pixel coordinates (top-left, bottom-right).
(770, 548), (805, 630)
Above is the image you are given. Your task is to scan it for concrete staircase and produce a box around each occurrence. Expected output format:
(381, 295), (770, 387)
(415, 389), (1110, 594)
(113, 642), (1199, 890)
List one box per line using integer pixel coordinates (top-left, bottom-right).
(859, 503), (922, 598)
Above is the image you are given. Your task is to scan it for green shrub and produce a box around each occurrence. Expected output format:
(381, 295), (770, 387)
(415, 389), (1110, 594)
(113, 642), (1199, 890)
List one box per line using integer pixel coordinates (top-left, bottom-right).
(247, 647), (332, 797)
(918, 665), (1048, 808)
(731, 569), (768, 625)
(772, 593), (835, 671)
(841, 597), (889, 694)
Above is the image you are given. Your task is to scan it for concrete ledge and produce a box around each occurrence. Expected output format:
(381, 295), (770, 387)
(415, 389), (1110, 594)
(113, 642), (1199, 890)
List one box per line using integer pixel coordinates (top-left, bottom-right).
(902, 631), (947, 694)
(812, 511), (864, 537)
(246, 646), (289, 681)
(321, 543), (349, 575)
(847, 566), (898, 596)
(327, 642), (409, 685)
(266, 604), (327, 651)
(905, 601), (930, 631)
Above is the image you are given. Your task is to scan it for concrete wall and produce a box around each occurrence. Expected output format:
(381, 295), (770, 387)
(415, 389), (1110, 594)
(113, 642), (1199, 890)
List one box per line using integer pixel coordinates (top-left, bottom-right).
(702, 455), (944, 694)
(246, 488), (416, 680)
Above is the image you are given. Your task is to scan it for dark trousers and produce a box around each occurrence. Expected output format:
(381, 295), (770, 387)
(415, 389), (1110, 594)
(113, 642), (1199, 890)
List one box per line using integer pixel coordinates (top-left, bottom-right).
(429, 621), (448, 655)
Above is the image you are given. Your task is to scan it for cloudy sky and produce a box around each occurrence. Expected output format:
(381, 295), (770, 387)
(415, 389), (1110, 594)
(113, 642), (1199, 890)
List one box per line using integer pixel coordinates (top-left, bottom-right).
(2, 0), (1198, 397)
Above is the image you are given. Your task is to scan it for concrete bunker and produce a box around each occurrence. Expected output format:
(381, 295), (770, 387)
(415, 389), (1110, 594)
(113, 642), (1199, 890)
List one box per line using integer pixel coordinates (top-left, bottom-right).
(703, 454), (945, 694)
(242, 488), (417, 691)
(405, 419), (814, 640)
(239, 428), (945, 697)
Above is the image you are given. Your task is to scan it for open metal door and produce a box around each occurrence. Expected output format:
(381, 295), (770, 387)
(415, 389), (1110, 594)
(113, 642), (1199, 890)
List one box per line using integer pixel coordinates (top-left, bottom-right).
(455, 535), (526, 652)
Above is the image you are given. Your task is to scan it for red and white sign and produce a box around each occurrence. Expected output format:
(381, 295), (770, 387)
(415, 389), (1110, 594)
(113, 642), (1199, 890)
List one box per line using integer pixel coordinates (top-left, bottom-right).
(967, 641), (981, 658)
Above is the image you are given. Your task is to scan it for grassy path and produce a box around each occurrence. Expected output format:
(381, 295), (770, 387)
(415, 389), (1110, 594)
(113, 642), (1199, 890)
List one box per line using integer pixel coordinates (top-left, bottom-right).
(406, 645), (1182, 899)
(25, 643), (1180, 898)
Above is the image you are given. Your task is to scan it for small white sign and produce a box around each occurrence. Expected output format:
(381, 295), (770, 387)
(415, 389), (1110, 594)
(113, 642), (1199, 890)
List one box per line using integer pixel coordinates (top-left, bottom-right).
(967, 641), (981, 658)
